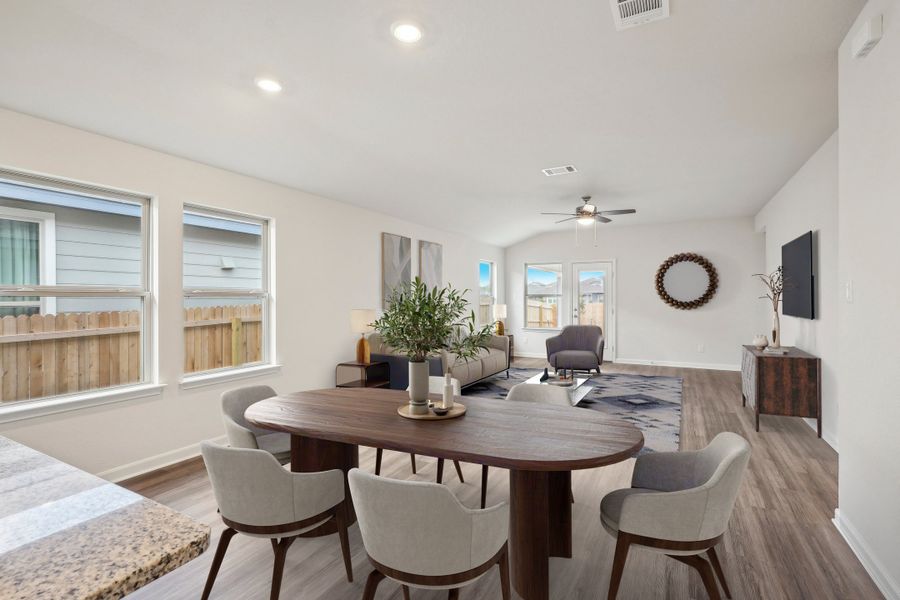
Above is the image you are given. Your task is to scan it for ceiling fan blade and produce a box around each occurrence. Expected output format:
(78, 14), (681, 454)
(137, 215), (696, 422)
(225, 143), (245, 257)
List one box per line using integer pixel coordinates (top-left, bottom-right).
(596, 215), (613, 223)
(597, 209), (636, 216)
(555, 217), (578, 224)
(541, 212), (576, 216)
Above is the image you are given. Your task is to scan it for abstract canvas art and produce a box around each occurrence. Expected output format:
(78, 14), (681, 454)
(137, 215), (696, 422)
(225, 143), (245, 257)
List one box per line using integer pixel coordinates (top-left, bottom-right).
(419, 240), (442, 290)
(381, 233), (411, 307)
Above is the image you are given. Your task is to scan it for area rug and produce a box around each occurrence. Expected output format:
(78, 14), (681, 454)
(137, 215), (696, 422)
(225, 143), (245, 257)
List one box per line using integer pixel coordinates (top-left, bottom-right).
(463, 368), (682, 454)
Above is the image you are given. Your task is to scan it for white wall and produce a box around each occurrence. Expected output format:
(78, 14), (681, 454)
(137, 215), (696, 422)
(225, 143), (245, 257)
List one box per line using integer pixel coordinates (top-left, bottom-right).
(504, 218), (764, 370)
(835, 2), (900, 597)
(0, 108), (504, 479)
(754, 133), (839, 448)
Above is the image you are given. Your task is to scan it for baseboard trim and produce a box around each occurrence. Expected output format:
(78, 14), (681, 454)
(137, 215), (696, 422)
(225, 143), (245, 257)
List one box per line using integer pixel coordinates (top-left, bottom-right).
(97, 435), (226, 483)
(833, 509), (900, 599)
(614, 358), (741, 372)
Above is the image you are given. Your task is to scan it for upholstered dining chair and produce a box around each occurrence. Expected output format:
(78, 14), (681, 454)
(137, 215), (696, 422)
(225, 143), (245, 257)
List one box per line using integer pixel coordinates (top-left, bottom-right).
(377, 376), (466, 483)
(200, 442), (353, 600)
(348, 468), (510, 600)
(545, 325), (604, 375)
(220, 385), (290, 464)
(599, 432), (751, 600)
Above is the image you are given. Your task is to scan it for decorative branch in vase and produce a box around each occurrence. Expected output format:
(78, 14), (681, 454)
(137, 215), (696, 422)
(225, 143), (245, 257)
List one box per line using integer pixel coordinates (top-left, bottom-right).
(753, 266), (784, 350)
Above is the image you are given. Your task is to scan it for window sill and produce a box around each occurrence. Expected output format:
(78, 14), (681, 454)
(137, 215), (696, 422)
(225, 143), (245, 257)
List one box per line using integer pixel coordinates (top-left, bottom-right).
(0, 383), (166, 425)
(179, 364), (282, 390)
(522, 327), (562, 332)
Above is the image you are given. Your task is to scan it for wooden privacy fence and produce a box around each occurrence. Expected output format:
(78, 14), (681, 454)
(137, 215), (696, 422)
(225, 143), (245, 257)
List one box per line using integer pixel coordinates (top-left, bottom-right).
(577, 302), (605, 327)
(0, 310), (141, 403)
(0, 304), (263, 403)
(184, 304), (263, 373)
(526, 300), (559, 329)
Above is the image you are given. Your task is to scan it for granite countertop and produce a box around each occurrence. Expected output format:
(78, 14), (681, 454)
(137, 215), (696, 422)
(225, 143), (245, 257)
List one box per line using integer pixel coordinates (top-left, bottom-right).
(0, 436), (209, 599)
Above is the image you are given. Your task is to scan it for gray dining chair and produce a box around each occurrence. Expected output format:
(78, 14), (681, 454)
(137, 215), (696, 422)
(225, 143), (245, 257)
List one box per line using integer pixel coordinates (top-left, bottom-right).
(599, 432), (751, 600)
(348, 468), (510, 600)
(200, 442), (353, 600)
(220, 385), (290, 464)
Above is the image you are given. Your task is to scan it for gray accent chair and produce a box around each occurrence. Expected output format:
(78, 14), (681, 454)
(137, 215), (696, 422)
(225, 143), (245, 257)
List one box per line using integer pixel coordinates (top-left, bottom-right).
(220, 385), (290, 464)
(348, 468), (510, 600)
(199, 442), (353, 600)
(599, 432), (751, 600)
(545, 325), (605, 374)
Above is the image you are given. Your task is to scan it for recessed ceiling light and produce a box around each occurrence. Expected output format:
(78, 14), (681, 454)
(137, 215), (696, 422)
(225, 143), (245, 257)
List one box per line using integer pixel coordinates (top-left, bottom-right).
(255, 78), (282, 93)
(391, 22), (423, 43)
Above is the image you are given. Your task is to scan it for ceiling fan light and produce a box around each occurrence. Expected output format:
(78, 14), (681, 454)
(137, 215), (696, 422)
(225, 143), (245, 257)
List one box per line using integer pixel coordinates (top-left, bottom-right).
(582, 204), (596, 214)
(578, 217), (595, 226)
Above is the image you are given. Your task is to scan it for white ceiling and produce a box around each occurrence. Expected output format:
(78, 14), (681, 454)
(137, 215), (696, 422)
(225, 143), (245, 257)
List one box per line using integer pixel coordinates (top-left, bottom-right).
(0, 1), (863, 247)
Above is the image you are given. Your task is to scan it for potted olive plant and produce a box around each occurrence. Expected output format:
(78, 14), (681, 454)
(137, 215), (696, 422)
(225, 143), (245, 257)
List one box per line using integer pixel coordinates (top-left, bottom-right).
(373, 278), (495, 415)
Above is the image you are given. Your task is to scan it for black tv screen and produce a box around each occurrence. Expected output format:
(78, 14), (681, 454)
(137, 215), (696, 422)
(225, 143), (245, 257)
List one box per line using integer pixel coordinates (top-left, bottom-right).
(781, 231), (815, 319)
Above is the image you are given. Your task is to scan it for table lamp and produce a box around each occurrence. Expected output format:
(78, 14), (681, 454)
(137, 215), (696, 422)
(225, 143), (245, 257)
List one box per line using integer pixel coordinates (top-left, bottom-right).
(351, 309), (376, 363)
(492, 304), (507, 336)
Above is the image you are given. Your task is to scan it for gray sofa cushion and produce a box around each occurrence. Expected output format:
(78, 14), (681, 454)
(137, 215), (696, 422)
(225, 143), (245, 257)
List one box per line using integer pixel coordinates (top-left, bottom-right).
(549, 350), (601, 370)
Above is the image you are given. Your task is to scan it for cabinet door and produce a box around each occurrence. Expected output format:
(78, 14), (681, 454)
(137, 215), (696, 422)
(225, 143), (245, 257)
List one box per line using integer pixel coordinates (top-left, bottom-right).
(741, 349), (757, 408)
(758, 357), (818, 418)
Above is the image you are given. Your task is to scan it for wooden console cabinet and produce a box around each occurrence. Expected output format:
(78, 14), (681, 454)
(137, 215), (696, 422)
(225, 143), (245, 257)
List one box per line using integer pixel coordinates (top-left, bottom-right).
(741, 345), (821, 436)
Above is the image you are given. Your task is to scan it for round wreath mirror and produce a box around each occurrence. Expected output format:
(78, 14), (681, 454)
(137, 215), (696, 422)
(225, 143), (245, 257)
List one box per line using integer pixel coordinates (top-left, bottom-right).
(655, 253), (718, 310)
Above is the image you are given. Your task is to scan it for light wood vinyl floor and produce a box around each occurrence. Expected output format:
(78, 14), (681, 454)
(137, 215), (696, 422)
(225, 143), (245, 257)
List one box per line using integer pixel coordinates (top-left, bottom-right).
(123, 360), (882, 600)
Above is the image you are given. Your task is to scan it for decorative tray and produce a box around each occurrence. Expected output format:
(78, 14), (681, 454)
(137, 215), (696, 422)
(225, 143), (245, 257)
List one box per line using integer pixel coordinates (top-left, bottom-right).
(398, 402), (467, 420)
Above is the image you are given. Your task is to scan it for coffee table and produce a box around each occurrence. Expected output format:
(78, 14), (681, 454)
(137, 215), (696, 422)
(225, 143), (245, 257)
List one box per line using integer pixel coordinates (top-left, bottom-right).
(523, 372), (594, 406)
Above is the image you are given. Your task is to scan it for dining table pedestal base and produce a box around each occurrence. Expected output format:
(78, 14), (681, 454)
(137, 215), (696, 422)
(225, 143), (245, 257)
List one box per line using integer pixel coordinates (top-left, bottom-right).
(509, 469), (573, 600)
(290, 435), (359, 537)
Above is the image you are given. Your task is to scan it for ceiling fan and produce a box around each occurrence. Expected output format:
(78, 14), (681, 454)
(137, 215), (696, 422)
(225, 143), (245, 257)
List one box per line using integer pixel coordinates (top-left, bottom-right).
(541, 196), (637, 226)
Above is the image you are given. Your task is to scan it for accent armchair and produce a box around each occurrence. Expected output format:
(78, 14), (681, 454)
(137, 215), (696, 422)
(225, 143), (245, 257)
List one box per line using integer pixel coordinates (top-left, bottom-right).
(545, 325), (604, 374)
(599, 432), (751, 600)
(348, 468), (510, 600)
(200, 442), (353, 600)
(220, 385), (290, 463)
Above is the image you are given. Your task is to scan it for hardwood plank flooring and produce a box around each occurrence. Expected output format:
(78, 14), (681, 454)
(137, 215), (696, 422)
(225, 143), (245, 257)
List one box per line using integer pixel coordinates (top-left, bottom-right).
(123, 360), (882, 599)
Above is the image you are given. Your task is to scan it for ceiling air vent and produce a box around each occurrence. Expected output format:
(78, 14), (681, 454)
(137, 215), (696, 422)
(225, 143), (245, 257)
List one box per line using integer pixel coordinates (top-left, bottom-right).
(542, 165), (578, 177)
(610, 0), (670, 31)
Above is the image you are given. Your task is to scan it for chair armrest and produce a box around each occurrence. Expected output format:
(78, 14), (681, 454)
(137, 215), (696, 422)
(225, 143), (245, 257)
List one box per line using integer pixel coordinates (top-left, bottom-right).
(545, 334), (563, 357)
(485, 335), (509, 356)
(290, 469), (346, 520)
(631, 450), (701, 492)
(618, 487), (710, 542)
(596, 335), (605, 362)
(468, 502), (510, 568)
(223, 416), (260, 450)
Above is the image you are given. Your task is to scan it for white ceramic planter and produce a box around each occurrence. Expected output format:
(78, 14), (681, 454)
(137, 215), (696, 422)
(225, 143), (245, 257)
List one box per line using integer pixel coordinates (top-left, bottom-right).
(408, 361), (430, 415)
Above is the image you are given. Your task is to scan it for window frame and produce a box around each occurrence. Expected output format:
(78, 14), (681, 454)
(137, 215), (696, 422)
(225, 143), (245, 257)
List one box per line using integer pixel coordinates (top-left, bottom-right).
(524, 262), (564, 330)
(0, 167), (160, 423)
(180, 203), (276, 384)
(478, 260), (496, 326)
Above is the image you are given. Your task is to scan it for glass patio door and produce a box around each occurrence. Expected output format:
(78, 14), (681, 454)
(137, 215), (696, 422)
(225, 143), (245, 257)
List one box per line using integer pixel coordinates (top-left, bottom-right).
(571, 261), (614, 357)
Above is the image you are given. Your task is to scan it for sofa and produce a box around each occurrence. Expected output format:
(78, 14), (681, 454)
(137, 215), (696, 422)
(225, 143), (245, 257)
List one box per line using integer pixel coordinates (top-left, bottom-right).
(368, 333), (510, 390)
(546, 325), (604, 374)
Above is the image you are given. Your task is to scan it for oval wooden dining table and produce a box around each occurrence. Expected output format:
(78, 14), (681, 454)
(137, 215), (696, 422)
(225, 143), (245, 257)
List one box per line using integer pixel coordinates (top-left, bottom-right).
(246, 387), (644, 600)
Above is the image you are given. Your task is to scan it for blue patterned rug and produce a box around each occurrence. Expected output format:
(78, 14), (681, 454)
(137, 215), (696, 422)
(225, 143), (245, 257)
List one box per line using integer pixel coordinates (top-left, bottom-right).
(463, 368), (682, 454)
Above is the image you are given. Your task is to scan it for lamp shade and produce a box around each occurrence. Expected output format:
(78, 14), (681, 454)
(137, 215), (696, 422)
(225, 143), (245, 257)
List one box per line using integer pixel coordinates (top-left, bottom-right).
(350, 309), (376, 334)
(492, 304), (507, 319)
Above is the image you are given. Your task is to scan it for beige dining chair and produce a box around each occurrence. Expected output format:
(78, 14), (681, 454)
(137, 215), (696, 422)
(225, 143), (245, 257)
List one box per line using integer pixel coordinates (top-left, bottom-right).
(220, 385), (290, 464)
(599, 432), (751, 600)
(200, 442), (353, 600)
(377, 376), (466, 482)
(348, 468), (510, 600)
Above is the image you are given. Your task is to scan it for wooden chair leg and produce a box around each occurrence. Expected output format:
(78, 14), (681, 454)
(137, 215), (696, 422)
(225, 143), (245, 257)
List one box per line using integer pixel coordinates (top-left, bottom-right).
(498, 545), (511, 600)
(402, 584), (411, 600)
(453, 460), (465, 483)
(436, 458), (445, 484)
(335, 505), (353, 583)
(375, 448), (383, 476)
(410, 453), (417, 474)
(669, 554), (722, 600)
(270, 538), (278, 554)
(480, 465), (489, 509)
(448, 588), (460, 599)
(201, 527), (237, 600)
(269, 536), (296, 600)
(362, 569), (386, 600)
(707, 547), (732, 599)
(607, 532), (632, 600)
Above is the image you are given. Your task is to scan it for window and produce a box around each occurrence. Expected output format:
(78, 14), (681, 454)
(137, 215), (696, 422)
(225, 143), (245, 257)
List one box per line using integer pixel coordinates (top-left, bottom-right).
(182, 206), (272, 377)
(0, 171), (152, 412)
(525, 263), (562, 329)
(478, 260), (495, 324)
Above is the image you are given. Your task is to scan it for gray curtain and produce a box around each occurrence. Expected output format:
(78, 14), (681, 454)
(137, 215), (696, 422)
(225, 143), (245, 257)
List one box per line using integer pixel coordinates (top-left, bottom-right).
(0, 218), (40, 316)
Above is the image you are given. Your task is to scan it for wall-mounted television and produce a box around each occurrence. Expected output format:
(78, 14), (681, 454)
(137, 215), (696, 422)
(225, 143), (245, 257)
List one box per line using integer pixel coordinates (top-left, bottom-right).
(781, 231), (815, 319)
